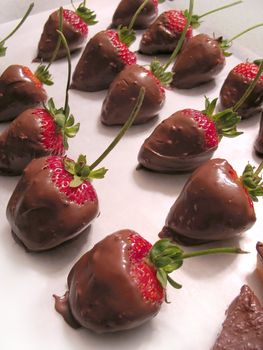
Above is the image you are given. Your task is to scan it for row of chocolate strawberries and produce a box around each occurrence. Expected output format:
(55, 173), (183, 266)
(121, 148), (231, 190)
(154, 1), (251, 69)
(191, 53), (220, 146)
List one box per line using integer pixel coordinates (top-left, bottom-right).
(1, 0), (263, 344)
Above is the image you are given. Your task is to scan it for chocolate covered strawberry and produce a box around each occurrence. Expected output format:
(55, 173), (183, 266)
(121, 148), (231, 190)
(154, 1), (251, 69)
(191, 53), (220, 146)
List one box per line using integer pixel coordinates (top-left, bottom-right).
(139, 1), (241, 55)
(71, 1), (153, 92)
(111, 0), (158, 30)
(256, 242), (263, 281)
(35, 1), (97, 61)
(138, 97), (241, 172)
(212, 285), (263, 349)
(255, 113), (263, 156)
(6, 89), (145, 251)
(0, 3), (34, 57)
(54, 229), (245, 333)
(171, 23), (263, 89)
(220, 61), (263, 119)
(160, 158), (263, 245)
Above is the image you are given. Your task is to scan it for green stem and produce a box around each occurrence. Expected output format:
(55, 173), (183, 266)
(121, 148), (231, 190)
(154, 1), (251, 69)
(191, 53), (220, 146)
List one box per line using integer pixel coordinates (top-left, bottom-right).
(45, 7), (63, 71)
(89, 88), (145, 170)
(254, 161), (263, 177)
(228, 23), (263, 43)
(57, 30), (72, 115)
(233, 61), (263, 112)
(198, 1), (242, 19)
(162, 0), (194, 71)
(181, 247), (248, 260)
(128, 0), (148, 31)
(0, 3), (34, 44)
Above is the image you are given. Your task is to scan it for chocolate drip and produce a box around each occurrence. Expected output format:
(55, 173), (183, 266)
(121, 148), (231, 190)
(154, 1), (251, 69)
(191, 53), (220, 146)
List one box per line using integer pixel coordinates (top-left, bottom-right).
(35, 10), (86, 61)
(255, 113), (263, 156)
(0, 65), (47, 122)
(220, 68), (263, 119)
(101, 64), (164, 125)
(138, 110), (217, 172)
(6, 156), (99, 252)
(160, 158), (256, 244)
(212, 285), (263, 349)
(111, 0), (158, 29)
(71, 31), (127, 92)
(171, 34), (225, 89)
(55, 230), (161, 333)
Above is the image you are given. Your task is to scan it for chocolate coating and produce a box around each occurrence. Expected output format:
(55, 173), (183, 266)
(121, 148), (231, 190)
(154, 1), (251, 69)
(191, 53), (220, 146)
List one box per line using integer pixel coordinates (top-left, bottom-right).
(220, 67), (263, 119)
(101, 64), (164, 125)
(212, 285), (263, 349)
(111, 0), (158, 29)
(0, 65), (47, 122)
(171, 34), (226, 89)
(71, 30), (127, 92)
(255, 113), (263, 156)
(54, 229), (162, 333)
(0, 109), (59, 176)
(256, 242), (263, 282)
(35, 10), (86, 61)
(160, 158), (256, 245)
(6, 156), (99, 251)
(138, 110), (217, 172)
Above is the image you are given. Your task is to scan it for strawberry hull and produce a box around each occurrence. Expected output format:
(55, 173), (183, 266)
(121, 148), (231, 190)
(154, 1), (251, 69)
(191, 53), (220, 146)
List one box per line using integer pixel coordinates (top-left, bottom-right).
(138, 110), (218, 172)
(160, 158), (256, 245)
(71, 30), (135, 92)
(212, 285), (263, 349)
(0, 108), (64, 176)
(220, 65), (263, 119)
(255, 113), (263, 156)
(54, 230), (162, 333)
(101, 64), (164, 125)
(0, 65), (47, 122)
(110, 0), (158, 30)
(35, 10), (87, 62)
(6, 156), (99, 252)
(171, 34), (226, 89)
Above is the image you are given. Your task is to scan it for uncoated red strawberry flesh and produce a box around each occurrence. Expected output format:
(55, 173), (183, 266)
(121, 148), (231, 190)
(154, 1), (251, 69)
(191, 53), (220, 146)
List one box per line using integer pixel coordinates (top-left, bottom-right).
(146, 68), (165, 95)
(46, 156), (97, 205)
(22, 66), (42, 88)
(166, 10), (192, 38)
(63, 9), (88, 35)
(106, 30), (137, 65)
(233, 63), (263, 81)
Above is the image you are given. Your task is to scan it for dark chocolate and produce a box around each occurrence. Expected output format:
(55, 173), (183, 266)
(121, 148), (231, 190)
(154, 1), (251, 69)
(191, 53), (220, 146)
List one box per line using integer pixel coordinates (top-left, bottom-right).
(212, 285), (263, 349)
(255, 113), (263, 156)
(160, 158), (256, 244)
(111, 0), (158, 29)
(35, 10), (87, 61)
(54, 229), (162, 333)
(220, 67), (263, 119)
(0, 65), (47, 122)
(6, 156), (99, 251)
(138, 110), (217, 172)
(101, 64), (164, 125)
(171, 34), (225, 89)
(256, 242), (263, 282)
(139, 10), (192, 55)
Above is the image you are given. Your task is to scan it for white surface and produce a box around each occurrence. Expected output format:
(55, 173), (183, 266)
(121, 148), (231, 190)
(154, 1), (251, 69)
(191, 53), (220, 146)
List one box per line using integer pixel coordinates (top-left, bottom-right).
(0, 1), (263, 350)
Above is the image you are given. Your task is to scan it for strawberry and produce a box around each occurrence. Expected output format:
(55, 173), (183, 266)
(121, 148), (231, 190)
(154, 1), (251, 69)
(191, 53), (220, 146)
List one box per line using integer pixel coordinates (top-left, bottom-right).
(212, 285), (263, 349)
(71, 29), (137, 91)
(0, 64), (50, 122)
(160, 158), (263, 245)
(53, 229), (245, 333)
(220, 61), (263, 119)
(110, 0), (158, 30)
(35, 2), (97, 61)
(0, 99), (79, 175)
(0, 3), (34, 57)
(138, 97), (241, 172)
(6, 89), (145, 251)
(255, 112), (263, 156)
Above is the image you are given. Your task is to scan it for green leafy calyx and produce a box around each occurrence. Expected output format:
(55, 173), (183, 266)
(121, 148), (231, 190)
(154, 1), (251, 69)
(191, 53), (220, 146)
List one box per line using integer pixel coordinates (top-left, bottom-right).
(203, 96), (242, 138)
(44, 98), (80, 150)
(64, 154), (107, 187)
(150, 58), (173, 86)
(218, 36), (232, 57)
(118, 25), (136, 47)
(75, 1), (97, 26)
(35, 64), (54, 86)
(240, 162), (263, 202)
(183, 9), (200, 29)
(0, 42), (7, 57)
(254, 59), (263, 66)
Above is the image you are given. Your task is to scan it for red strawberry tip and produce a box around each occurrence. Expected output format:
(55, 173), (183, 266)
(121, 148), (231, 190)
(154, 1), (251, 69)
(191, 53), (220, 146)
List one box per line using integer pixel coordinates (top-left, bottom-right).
(240, 162), (263, 202)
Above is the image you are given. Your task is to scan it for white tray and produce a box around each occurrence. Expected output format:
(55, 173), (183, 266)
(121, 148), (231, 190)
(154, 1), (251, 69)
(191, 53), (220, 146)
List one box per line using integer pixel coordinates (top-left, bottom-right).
(0, 1), (262, 349)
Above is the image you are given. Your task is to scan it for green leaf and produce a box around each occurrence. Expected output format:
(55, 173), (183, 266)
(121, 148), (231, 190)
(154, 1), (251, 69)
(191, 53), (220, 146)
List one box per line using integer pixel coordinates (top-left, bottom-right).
(0, 42), (7, 57)
(70, 175), (83, 188)
(150, 59), (173, 87)
(254, 59), (263, 66)
(66, 114), (75, 127)
(167, 275), (182, 289)
(212, 109), (242, 138)
(54, 113), (66, 128)
(88, 167), (108, 179)
(163, 261), (183, 273)
(155, 257), (173, 268)
(76, 2), (97, 26)
(240, 162), (263, 201)
(118, 26), (136, 47)
(65, 123), (80, 138)
(218, 37), (232, 57)
(184, 10), (200, 28)
(156, 268), (167, 289)
(34, 64), (54, 85)
(80, 165), (91, 178)
(203, 96), (218, 117)
(64, 159), (76, 175)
